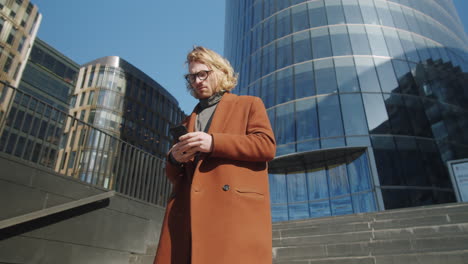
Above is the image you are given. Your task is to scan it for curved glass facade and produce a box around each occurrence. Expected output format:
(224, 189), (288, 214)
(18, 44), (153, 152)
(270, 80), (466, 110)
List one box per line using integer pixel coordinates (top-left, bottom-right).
(58, 56), (185, 186)
(225, 0), (468, 221)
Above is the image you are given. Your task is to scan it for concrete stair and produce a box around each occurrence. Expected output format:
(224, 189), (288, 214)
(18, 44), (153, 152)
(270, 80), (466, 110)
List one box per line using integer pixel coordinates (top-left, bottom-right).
(272, 202), (468, 264)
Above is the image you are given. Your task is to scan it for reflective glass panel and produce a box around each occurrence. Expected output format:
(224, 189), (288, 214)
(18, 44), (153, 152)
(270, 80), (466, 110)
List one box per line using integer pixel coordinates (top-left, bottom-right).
(261, 74), (276, 108)
(293, 31), (312, 64)
(366, 26), (389, 57)
(294, 62), (315, 98)
(383, 94), (414, 136)
(276, 9), (291, 39)
(315, 59), (337, 95)
(343, 0), (363, 24)
(347, 153), (372, 192)
(340, 93), (369, 136)
(317, 94), (344, 137)
(262, 44), (276, 75)
(307, 168), (329, 200)
(275, 103), (295, 152)
(374, 57), (398, 93)
(398, 31), (420, 63)
(352, 192), (377, 213)
(325, 0), (345, 25)
(382, 28), (406, 60)
(276, 68), (294, 104)
(331, 196), (353, 215)
(348, 25), (372, 55)
(334, 57), (359, 92)
(354, 57), (381, 92)
(296, 98), (319, 142)
(287, 172), (309, 220)
(309, 200), (331, 218)
(388, 3), (409, 31)
(359, 0), (379, 25)
(277, 36), (292, 69)
(292, 4), (309, 32)
(374, 0), (394, 27)
(311, 27), (332, 59)
(330, 26), (353, 56)
(308, 0), (327, 28)
(362, 94), (390, 134)
(328, 163), (350, 197)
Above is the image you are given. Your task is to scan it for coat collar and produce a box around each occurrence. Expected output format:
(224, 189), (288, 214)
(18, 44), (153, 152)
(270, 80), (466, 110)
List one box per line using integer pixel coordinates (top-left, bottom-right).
(186, 93), (237, 133)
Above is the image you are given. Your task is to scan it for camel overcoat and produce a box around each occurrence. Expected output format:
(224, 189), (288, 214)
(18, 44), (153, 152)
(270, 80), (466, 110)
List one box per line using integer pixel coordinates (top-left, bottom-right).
(154, 93), (276, 264)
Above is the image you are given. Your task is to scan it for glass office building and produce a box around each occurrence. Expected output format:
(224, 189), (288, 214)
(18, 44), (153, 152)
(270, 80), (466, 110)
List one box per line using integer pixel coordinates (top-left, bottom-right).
(0, 38), (78, 168)
(225, 0), (468, 222)
(57, 56), (185, 187)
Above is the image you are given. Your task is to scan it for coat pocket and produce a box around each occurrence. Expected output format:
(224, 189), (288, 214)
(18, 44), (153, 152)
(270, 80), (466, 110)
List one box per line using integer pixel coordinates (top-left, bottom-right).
(234, 188), (265, 200)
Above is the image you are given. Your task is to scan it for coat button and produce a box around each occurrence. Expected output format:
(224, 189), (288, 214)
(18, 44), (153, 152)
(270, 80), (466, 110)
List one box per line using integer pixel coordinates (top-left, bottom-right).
(222, 185), (230, 191)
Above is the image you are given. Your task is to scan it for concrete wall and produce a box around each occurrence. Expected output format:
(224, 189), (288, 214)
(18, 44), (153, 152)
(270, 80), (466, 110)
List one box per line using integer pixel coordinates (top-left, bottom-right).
(0, 153), (165, 264)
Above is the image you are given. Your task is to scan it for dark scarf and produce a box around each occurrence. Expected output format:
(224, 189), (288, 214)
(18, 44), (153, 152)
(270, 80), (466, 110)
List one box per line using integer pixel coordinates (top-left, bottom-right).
(198, 91), (224, 111)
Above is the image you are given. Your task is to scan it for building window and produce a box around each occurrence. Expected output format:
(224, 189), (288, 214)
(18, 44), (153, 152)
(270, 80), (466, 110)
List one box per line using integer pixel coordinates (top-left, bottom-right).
(7, 28), (17, 45)
(79, 93), (86, 106)
(3, 53), (14, 73)
(17, 36), (26, 53)
(80, 110), (86, 121)
(87, 91), (95, 105)
(87, 66), (95, 87)
(13, 62), (21, 80)
(69, 95), (77, 108)
(68, 151), (76, 169)
(0, 17), (5, 33)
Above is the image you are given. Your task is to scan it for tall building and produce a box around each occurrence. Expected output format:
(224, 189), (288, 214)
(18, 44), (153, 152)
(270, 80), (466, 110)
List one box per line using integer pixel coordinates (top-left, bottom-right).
(0, 0), (40, 130)
(0, 37), (78, 167)
(225, 0), (468, 222)
(20, 38), (78, 111)
(56, 56), (185, 188)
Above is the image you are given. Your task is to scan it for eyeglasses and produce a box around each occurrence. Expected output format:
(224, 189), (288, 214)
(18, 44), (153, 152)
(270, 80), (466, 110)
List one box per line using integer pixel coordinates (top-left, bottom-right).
(184, 70), (212, 84)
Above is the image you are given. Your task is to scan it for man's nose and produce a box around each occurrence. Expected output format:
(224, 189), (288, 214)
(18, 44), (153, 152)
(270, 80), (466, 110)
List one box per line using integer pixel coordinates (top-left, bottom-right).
(194, 76), (204, 85)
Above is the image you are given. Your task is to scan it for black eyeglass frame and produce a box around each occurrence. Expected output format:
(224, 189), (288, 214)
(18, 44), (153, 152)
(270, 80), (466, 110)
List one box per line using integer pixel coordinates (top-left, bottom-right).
(184, 70), (213, 84)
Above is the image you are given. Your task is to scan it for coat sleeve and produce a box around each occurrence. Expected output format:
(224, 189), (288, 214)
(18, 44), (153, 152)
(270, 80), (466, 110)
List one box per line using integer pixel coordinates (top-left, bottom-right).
(165, 161), (184, 185)
(165, 117), (191, 184)
(210, 97), (276, 162)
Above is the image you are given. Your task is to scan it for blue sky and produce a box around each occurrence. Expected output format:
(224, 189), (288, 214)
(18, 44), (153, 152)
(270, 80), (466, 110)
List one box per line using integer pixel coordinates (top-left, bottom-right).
(33, 0), (226, 113)
(33, 0), (467, 113)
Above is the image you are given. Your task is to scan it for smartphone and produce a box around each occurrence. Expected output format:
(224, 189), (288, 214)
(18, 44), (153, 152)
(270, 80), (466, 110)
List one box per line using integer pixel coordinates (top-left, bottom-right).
(170, 125), (188, 142)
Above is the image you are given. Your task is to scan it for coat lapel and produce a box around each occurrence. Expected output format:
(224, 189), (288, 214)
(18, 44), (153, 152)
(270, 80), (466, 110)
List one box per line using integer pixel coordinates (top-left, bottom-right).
(186, 111), (197, 132)
(207, 93), (237, 134)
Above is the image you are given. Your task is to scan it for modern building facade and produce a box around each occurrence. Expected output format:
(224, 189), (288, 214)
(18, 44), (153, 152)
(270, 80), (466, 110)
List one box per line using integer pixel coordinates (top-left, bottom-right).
(225, 0), (468, 222)
(0, 37), (78, 168)
(0, 0), (40, 131)
(57, 56), (185, 188)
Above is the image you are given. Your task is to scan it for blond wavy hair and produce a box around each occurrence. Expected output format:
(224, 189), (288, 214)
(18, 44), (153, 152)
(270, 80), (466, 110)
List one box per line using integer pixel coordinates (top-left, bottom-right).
(185, 46), (238, 97)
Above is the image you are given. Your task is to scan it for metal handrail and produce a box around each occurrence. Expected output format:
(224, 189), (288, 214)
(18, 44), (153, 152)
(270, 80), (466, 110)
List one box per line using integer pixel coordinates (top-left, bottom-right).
(0, 81), (171, 207)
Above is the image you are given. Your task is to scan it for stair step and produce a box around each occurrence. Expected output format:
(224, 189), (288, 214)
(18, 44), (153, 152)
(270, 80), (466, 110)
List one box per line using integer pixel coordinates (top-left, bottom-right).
(273, 230), (372, 247)
(374, 250), (468, 264)
(273, 250), (468, 264)
(273, 256), (375, 264)
(273, 234), (468, 260)
(273, 203), (468, 231)
(372, 212), (468, 229)
(275, 222), (371, 239)
(273, 212), (468, 239)
(274, 223), (468, 246)
(373, 223), (468, 240)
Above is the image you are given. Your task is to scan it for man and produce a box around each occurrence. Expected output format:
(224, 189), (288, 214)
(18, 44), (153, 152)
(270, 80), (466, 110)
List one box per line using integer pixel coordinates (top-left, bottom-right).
(154, 46), (276, 264)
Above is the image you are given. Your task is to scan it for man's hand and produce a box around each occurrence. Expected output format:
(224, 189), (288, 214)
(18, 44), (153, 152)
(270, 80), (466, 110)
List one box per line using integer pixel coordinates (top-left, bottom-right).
(170, 132), (213, 163)
(179, 132), (213, 153)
